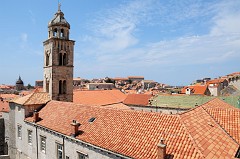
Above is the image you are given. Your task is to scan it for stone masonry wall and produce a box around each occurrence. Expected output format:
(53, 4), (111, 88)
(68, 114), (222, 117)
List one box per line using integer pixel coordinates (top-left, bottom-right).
(0, 118), (4, 155)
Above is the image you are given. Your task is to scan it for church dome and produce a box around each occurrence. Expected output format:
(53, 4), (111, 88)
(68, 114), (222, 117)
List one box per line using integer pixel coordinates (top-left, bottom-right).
(48, 9), (70, 28)
(16, 76), (24, 85)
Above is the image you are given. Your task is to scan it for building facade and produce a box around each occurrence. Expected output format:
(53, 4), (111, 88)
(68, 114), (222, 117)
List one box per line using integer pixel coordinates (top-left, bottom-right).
(43, 5), (75, 102)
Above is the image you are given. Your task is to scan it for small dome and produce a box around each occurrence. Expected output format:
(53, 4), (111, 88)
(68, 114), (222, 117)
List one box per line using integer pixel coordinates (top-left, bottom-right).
(48, 10), (70, 28)
(16, 76), (24, 85)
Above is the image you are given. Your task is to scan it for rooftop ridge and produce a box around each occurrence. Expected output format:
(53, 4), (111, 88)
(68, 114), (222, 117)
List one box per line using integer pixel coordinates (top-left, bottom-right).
(202, 105), (240, 145)
(101, 101), (123, 107)
(177, 115), (205, 158)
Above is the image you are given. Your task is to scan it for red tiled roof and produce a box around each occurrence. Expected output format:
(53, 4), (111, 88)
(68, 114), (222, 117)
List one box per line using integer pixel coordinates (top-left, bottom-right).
(73, 90), (126, 106)
(0, 101), (10, 112)
(13, 92), (50, 106)
(181, 85), (208, 95)
(207, 78), (226, 85)
(25, 98), (239, 158)
(123, 94), (152, 106)
(26, 101), (201, 159)
(103, 103), (131, 110)
(128, 76), (144, 79)
(227, 72), (240, 76)
(180, 101), (239, 158)
(0, 94), (18, 100)
(113, 77), (129, 81)
(202, 98), (240, 144)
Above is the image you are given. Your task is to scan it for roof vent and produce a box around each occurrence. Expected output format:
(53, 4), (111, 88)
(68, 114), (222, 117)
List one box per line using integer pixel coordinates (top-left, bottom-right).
(88, 117), (96, 123)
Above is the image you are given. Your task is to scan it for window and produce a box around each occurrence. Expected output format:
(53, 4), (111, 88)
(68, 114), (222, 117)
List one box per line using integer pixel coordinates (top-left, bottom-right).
(53, 28), (58, 37)
(59, 80), (67, 94)
(40, 136), (46, 153)
(63, 80), (66, 94)
(63, 53), (67, 65)
(77, 152), (87, 159)
(59, 80), (62, 94)
(59, 53), (63, 65)
(60, 29), (64, 38)
(28, 130), (32, 145)
(46, 53), (49, 66)
(56, 143), (63, 159)
(17, 125), (22, 139)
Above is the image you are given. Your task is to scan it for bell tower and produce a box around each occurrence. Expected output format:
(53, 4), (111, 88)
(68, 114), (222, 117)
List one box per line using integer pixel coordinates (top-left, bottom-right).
(43, 4), (75, 102)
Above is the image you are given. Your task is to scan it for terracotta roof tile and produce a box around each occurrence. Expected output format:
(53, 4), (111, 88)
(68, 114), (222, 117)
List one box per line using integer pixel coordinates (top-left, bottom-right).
(73, 90), (126, 106)
(0, 94), (18, 100)
(13, 92), (50, 106)
(25, 98), (239, 158)
(207, 79), (227, 85)
(26, 101), (201, 159)
(103, 103), (131, 110)
(123, 94), (152, 106)
(202, 98), (240, 144)
(181, 85), (208, 95)
(0, 101), (9, 112)
(180, 98), (239, 158)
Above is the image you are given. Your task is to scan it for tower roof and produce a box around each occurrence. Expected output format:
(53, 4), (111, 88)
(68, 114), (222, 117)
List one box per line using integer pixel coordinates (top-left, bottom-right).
(16, 76), (23, 85)
(48, 4), (70, 28)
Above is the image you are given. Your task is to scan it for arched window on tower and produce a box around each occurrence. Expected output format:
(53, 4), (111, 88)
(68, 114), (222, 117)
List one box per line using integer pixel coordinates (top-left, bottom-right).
(53, 28), (58, 37)
(59, 53), (63, 65)
(60, 29), (64, 38)
(63, 53), (67, 65)
(63, 80), (66, 94)
(59, 80), (62, 94)
(46, 53), (49, 66)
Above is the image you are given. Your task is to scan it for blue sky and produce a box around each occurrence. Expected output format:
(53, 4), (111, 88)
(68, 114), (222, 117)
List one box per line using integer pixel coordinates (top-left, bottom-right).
(0, 0), (240, 86)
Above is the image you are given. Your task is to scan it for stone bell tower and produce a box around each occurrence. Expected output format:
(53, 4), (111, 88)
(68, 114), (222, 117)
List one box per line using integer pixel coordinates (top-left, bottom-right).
(43, 4), (75, 102)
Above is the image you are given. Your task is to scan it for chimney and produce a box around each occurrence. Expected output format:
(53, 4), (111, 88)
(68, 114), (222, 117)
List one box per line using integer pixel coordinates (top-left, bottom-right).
(157, 138), (166, 159)
(71, 120), (81, 137)
(33, 110), (39, 123)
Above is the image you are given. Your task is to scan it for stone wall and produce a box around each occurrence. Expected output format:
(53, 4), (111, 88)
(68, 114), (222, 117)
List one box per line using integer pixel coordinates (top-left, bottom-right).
(0, 155), (10, 159)
(0, 118), (4, 155)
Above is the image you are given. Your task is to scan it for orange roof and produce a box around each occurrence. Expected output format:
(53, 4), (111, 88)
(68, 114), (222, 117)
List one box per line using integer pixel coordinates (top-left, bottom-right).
(25, 98), (240, 158)
(0, 85), (11, 89)
(207, 78), (227, 84)
(13, 92), (50, 106)
(103, 103), (131, 110)
(180, 98), (239, 158)
(202, 98), (240, 144)
(227, 72), (240, 76)
(123, 94), (152, 106)
(26, 101), (201, 159)
(0, 94), (18, 100)
(181, 85), (208, 95)
(128, 76), (144, 79)
(113, 77), (129, 80)
(73, 90), (127, 106)
(0, 100), (9, 112)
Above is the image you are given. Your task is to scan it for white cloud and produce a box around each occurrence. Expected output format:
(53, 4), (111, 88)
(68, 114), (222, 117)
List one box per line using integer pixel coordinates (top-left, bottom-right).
(76, 0), (240, 81)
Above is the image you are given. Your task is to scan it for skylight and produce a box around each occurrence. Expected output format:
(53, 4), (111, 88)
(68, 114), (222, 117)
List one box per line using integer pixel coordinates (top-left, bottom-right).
(88, 117), (96, 123)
